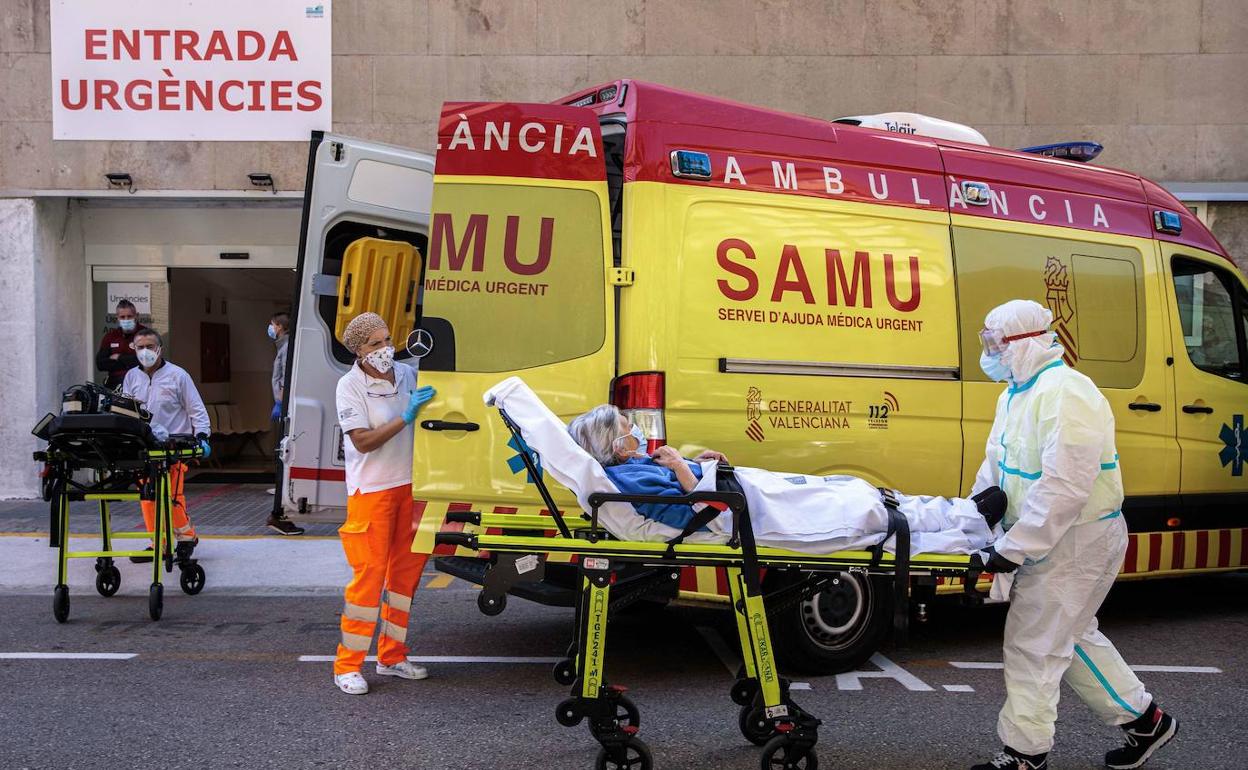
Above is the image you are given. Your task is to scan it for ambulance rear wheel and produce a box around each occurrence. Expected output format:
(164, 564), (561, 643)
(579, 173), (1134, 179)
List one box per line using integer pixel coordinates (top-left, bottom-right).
(765, 570), (891, 675)
(595, 736), (652, 770)
(761, 736), (818, 770)
(478, 592), (506, 616)
(148, 583), (164, 621)
(53, 584), (70, 623)
(179, 563), (205, 595)
(95, 565), (122, 597)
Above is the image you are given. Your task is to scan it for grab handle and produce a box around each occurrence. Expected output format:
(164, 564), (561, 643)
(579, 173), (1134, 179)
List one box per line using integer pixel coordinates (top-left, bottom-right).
(1182, 404), (1214, 415)
(1127, 402), (1161, 412)
(421, 420), (480, 432)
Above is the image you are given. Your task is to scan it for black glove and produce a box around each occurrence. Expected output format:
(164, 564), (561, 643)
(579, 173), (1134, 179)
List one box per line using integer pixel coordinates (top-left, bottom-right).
(969, 546), (1021, 574)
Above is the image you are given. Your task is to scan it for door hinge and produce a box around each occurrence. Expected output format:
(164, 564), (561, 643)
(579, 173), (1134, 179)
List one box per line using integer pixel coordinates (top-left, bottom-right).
(610, 267), (635, 286)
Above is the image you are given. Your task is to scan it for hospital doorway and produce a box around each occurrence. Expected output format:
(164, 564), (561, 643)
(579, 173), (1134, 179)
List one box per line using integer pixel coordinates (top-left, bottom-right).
(166, 267), (297, 484)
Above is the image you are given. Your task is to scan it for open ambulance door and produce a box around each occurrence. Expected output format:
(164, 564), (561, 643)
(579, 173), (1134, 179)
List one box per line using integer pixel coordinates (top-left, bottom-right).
(282, 132), (434, 514)
(413, 103), (616, 557)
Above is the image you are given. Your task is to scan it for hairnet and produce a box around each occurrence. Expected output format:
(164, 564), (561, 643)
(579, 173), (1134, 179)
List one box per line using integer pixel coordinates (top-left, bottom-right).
(984, 299), (1062, 383)
(341, 312), (389, 355)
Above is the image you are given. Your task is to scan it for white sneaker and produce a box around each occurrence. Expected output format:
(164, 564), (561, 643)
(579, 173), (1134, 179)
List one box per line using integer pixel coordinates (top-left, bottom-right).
(334, 671), (369, 695)
(376, 660), (428, 680)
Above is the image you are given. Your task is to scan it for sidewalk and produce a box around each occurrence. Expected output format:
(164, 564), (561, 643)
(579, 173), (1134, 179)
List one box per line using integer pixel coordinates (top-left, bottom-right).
(0, 483), (340, 537)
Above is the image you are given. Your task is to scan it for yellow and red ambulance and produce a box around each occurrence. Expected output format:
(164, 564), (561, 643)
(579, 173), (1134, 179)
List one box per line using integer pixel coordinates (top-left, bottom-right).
(286, 80), (1248, 673)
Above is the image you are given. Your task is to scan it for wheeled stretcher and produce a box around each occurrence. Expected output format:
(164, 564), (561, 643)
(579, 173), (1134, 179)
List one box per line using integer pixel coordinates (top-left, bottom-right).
(434, 404), (978, 770)
(33, 409), (205, 623)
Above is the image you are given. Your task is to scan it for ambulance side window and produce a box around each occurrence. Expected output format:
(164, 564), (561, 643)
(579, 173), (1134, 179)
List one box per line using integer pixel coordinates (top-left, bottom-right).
(1171, 258), (1245, 381)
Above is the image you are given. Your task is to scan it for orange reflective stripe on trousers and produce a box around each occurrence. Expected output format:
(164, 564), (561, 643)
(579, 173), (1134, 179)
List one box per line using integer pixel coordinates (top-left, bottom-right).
(140, 462), (196, 541)
(334, 484), (429, 675)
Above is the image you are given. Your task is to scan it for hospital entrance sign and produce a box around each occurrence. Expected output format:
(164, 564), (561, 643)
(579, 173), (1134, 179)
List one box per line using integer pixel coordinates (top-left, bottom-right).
(50, 0), (332, 141)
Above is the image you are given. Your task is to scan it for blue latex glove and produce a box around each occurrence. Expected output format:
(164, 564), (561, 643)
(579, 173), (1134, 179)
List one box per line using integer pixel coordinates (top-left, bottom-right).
(402, 385), (436, 424)
(270, 401), (282, 421)
(198, 439), (212, 458)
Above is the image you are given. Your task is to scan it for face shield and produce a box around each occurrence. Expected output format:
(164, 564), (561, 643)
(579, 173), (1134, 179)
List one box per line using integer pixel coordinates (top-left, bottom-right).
(979, 327), (1049, 357)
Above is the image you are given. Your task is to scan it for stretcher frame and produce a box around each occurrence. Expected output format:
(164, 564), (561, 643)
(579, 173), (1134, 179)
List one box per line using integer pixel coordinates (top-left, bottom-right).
(35, 421), (205, 623)
(435, 408), (976, 770)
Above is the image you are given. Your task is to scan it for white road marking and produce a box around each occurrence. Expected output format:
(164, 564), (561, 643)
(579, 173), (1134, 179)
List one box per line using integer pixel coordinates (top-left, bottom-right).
(943, 684), (975, 693)
(951, 662), (1222, 674)
(789, 682), (812, 691)
(0, 652), (136, 660)
(695, 625), (741, 676)
(297, 655), (562, 664)
(835, 653), (934, 692)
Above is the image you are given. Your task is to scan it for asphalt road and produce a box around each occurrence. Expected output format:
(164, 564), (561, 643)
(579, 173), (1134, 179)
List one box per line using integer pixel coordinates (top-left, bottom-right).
(1, 570), (1245, 770)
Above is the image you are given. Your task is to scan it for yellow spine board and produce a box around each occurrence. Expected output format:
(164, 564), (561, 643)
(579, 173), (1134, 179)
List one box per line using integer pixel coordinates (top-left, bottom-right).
(335, 237), (422, 345)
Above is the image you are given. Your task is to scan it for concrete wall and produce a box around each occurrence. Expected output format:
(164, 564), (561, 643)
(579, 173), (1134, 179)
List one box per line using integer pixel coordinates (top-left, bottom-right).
(2, 0), (1247, 191)
(0, 198), (87, 498)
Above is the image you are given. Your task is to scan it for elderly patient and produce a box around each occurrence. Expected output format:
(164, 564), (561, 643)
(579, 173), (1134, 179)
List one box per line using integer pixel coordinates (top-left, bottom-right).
(568, 405), (1003, 556)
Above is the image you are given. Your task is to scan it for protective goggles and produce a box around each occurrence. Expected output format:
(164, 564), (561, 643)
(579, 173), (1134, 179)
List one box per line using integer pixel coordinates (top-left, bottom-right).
(979, 327), (1049, 356)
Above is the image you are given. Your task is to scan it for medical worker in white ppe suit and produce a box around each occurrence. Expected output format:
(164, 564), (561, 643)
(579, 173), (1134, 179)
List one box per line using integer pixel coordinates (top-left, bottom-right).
(968, 300), (1178, 770)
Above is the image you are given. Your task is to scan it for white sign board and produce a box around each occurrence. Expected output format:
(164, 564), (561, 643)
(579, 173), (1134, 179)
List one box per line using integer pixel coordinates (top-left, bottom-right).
(51, 0), (332, 141)
(107, 283), (152, 315)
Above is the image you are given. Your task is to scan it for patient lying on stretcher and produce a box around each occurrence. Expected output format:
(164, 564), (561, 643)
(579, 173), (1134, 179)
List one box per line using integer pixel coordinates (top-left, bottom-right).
(567, 405), (1003, 556)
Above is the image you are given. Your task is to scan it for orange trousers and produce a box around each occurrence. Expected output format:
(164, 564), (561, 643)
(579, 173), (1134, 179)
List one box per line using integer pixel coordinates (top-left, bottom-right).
(334, 484), (429, 675)
(140, 462), (197, 542)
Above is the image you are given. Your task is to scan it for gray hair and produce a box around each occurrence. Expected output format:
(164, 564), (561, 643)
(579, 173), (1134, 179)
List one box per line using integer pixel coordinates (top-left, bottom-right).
(568, 404), (624, 466)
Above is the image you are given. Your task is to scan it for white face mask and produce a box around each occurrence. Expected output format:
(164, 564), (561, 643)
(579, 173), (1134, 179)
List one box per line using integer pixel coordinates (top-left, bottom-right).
(363, 345), (395, 374)
(136, 348), (159, 368)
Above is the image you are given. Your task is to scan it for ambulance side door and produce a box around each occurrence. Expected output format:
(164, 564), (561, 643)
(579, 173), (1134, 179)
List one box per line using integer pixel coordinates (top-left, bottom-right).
(283, 132), (434, 514)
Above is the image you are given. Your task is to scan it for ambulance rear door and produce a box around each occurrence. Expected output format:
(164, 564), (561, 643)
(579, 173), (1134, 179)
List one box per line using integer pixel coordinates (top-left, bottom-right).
(283, 132), (434, 513)
(412, 103), (616, 544)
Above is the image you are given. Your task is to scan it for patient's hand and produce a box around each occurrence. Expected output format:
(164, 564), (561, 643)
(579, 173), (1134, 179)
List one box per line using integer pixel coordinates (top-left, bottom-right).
(651, 445), (685, 470)
(693, 450), (728, 464)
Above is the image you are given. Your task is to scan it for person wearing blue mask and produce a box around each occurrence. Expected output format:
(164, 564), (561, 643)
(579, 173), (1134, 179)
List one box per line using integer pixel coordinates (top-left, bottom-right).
(969, 300), (1177, 770)
(95, 299), (146, 390)
(265, 311), (303, 535)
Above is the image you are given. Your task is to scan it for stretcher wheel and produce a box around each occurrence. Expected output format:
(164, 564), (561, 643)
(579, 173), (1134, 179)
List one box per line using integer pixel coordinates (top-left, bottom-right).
(595, 736), (652, 770)
(555, 698), (582, 727)
(53, 584), (70, 623)
(179, 563), (205, 595)
(148, 583), (164, 621)
(609, 695), (640, 732)
(739, 705), (773, 746)
(761, 735), (817, 770)
(553, 658), (577, 686)
(731, 677), (759, 706)
(477, 592), (506, 616)
(95, 565), (122, 597)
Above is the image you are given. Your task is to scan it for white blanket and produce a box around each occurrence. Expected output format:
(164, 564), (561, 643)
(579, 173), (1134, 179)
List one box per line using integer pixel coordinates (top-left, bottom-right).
(484, 377), (991, 556)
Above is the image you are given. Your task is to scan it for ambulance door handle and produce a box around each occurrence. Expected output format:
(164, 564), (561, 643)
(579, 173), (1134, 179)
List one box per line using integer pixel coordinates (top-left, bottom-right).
(421, 420), (480, 432)
(1127, 402), (1161, 412)
(1182, 404), (1214, 415)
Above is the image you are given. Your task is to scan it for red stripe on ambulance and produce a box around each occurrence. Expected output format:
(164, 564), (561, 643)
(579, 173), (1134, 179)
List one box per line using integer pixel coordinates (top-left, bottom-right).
(1171, 531), (1185, 571)
(1217, 529), (1232, 569)
(1196, 530), (1210, 569)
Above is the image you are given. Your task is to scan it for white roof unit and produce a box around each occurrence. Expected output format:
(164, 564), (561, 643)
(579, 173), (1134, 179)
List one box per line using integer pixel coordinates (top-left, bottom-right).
(834, 112), (990, 146)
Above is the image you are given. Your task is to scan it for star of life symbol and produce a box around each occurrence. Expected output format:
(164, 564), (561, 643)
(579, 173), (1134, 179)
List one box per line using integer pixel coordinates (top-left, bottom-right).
(1220, 414), (1245, 477)
(745, 387), (764, 443)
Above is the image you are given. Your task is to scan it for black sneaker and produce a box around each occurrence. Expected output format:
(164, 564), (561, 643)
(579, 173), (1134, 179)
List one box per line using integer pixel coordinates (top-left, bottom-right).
(971, 747), (1048, 770)
(972, 485), (1008, 529)
(267, 516), (305, 536)
(1105, 702), (1178, 769)
(128, 546), (154, 564)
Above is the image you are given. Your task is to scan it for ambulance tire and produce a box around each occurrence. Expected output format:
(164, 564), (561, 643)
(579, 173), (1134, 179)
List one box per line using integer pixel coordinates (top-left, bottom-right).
(766, 570), (891, 675)
(595, 737), (652, 770)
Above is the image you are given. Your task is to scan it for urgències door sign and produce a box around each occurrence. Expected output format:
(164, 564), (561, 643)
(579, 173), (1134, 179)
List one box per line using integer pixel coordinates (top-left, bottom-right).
(50, 0), (332, 141)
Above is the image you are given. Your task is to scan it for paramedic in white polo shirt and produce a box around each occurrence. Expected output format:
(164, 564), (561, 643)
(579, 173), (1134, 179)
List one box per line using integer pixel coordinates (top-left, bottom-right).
(121, 328), (212, 562)
(330, 312), (436, 696)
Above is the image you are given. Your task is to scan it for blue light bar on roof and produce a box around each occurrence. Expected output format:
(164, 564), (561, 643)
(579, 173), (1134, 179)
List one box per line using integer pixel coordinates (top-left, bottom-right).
(1019, 141), (1104, 163)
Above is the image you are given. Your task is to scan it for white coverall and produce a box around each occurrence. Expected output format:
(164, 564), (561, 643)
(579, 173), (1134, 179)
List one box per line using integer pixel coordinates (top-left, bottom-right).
(972, 300), (1151, 756)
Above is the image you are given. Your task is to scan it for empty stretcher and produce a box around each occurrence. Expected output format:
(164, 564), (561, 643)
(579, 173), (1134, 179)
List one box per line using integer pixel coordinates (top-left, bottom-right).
(432, 383), (977, 770)
(33, 406), (205, 623)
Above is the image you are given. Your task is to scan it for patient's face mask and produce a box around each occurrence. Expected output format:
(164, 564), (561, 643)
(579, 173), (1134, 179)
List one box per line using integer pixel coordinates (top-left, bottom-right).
(614, 423), (649, 458)
(136, 347), (160, 368)
(363, 345), (395, 374)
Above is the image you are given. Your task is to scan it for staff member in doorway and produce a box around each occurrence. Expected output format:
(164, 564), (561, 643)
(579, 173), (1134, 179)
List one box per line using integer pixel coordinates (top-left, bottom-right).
(969, 300), (1177, 770)
(331, 312), (436, 695)
(121, 329), (212, 562)
(96, 299), (146, 390)
(265, 311), (303, 535)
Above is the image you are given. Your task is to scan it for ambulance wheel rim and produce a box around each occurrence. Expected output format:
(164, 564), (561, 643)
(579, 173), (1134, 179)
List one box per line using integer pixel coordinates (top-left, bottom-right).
(801, 572), (866, 639)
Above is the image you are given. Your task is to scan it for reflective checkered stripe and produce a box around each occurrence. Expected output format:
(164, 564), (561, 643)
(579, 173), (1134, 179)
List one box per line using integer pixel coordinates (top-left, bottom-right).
(1123, 528), (1247, 575)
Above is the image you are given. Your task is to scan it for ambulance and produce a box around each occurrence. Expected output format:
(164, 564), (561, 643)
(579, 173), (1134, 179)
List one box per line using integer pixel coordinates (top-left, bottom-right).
(284, 80), (1248, 674)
